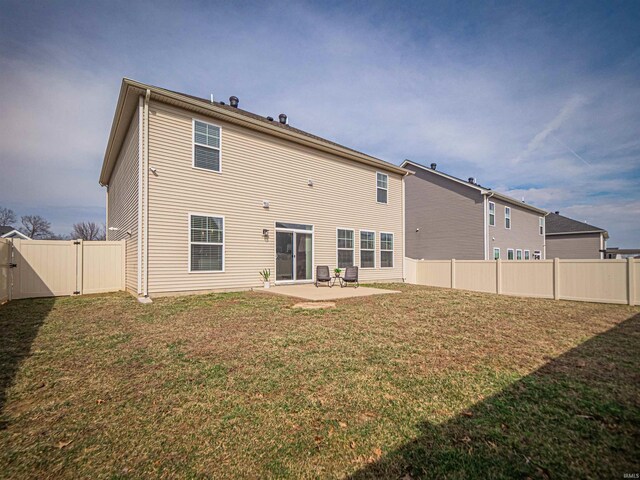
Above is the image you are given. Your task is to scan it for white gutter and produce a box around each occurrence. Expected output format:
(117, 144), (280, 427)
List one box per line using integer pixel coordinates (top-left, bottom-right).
(137, 95), (144, 295)
(402, 174), (406, 280)
(545, 230), (607, 236)
(143, 89), (150, 298)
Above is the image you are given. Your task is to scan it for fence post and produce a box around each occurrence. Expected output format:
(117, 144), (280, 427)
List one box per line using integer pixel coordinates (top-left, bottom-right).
(496, 258), (502, 295)
(121, 239), (127, 291)
(628, 258), (636, 306)
(451, 259), (456, 289)
(75, 239), (83, 295)
(553, 258), (560, 300)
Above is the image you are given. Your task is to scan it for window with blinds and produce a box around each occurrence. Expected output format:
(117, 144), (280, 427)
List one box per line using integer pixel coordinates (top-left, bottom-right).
(189, 214), (224, 271)
(376, 172), (388, 204)
(380, 232), (393, 268)
(193, 120), (221, 172)
(360, 231), (375, 268)
(337, 229), (354, 268)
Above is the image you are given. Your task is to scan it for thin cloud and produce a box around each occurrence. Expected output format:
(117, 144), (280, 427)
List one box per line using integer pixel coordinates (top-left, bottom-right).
(513, 94), (588, 163)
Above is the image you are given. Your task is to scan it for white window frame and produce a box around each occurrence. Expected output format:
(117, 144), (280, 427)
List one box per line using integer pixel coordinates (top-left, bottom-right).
(380, 232), (394, 268)
(516, 249), (522, 260)
(376, 172), (388, 204)
(507, 248), (514, 260)
(188, 213), (225, 273)
(359, 230), (376, 269)
(192, 118), (222, 173)
(539, 217), (544, 236)
(533, 250), (541, 260)
(489, 201), (496, 227)
(336, 228), (355, 269)
(493, 247), (500, 260)
(505, 206), (511, 229)
(524, 250), (530, 260)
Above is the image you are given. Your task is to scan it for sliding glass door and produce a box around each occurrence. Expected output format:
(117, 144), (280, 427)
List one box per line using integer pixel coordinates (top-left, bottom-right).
(275, 223), (313, 282)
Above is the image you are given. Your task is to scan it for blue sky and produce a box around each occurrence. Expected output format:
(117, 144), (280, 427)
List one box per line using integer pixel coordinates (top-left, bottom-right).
(0, 0), (639, 246)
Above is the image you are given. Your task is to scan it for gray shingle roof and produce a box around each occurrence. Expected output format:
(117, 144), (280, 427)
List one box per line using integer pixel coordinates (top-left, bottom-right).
(545, 213), (606, 235)
(0, 225), (14, 236)
(167, 89), (382, 162)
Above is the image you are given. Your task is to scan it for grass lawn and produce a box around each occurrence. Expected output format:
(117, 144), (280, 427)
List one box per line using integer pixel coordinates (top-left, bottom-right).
(0, 284), (638, 479)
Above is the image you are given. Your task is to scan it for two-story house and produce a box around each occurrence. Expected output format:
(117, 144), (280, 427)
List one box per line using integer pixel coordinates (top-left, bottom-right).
(402, 160), (547, 261)
(545, 211), (608, 259)
(101, 79), (408, 299)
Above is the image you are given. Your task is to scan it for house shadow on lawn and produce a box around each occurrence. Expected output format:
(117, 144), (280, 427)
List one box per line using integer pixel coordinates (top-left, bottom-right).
(0, 297), (54, 429)
(350, 313), (640, 479)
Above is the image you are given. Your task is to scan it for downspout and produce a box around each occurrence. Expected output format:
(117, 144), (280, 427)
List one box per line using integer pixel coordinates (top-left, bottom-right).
(105, 186), (109, 239)
(483, 192), (495, 260)
(143, 89), (150, 298)
(401, 174), (406, 281)
(542, 211), (550, 260)
(137, 95), (144, 295)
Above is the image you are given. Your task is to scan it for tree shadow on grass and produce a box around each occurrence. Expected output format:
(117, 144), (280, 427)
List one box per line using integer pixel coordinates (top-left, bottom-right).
(0, 297), (54, 429)
(350, 313), (640, 479)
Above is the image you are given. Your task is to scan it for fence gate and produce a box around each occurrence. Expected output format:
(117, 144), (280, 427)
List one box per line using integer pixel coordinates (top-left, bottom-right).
(8, 239), (125, 300)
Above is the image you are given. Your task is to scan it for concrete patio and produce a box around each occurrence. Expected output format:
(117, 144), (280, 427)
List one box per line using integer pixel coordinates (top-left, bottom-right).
(263, 283), (400, 301)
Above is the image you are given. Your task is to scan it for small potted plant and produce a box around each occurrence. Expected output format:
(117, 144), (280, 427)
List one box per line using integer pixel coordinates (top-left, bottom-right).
(259, 269), (271, 289)
(334, 267), (342, 277)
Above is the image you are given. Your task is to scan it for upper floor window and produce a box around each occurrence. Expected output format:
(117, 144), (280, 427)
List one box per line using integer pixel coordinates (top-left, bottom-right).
(539, 217), (544, 235)
(505, 207), (511, 229)
(533, 250), (541, 260)
(193, 120), (221, 172)
(507, 248), (514, 260)
(360, 230), (375, 269)
(489, 201), (496, 226)
(493, 247), (500, 260)
(380, 232), (394, 268)
(516, 249), (522, 260)
(337, 229), (354, 268)
(376, 173), (388, 204)
(189, 214), (224, 272)
(524, 250), (530, 260)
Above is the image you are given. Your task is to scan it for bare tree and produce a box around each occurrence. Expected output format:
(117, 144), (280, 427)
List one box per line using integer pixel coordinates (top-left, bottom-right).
(71, 221), (105, 240)
(20, 215), (53, 239)
(0, 207), (16, 226)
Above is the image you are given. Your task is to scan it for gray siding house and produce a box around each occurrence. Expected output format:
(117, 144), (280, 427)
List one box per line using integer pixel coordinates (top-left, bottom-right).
(402, 160), (547, 261)
(545, 212), (608, 259)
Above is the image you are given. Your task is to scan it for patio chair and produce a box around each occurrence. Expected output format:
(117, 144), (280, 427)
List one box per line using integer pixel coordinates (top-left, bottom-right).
(341, 266), (359, 288)
(315, 265), (332, 287)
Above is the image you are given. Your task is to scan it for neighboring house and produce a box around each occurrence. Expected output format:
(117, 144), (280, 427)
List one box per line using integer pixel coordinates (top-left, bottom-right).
(101, 79), (409, 298)
(402, 160), (547, 261)
(0, 226), (30, 240)
(603, 248), (640, 259)
(545, 212), (608, 259)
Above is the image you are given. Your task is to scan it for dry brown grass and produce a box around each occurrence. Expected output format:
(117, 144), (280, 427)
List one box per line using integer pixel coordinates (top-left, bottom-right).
(0, 284), (638, 478)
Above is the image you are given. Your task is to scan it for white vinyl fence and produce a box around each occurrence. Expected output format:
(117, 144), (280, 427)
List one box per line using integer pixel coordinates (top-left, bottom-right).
(1, 238), (125, 301)
(404, 257), (640, 306)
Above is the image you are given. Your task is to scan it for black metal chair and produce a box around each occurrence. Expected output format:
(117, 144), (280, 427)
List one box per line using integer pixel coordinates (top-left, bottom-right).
(341, 266), (359, 288)
(315, 265), (332, 287)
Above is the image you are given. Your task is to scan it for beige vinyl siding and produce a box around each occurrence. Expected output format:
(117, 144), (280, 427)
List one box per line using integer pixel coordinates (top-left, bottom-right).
(146, 101), (403, 294)
(488, 197), (544, 259)
(404, 167), (484, 260)
(107, 108), (139, 294)
(546, 232), (602, 259)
